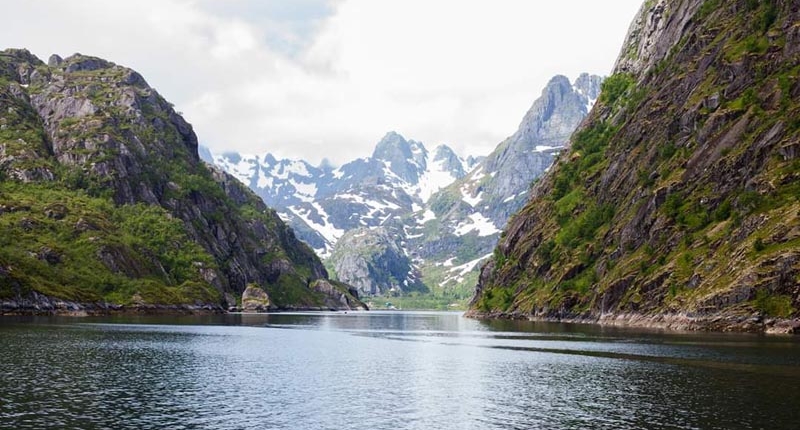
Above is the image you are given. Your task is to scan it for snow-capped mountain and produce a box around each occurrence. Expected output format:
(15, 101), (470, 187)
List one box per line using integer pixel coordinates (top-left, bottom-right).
(207, 73), (602, 300)
(210, 132), (478, 259)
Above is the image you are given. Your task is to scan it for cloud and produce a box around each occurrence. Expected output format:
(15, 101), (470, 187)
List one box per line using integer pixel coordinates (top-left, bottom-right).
(0, 0), (643, 165)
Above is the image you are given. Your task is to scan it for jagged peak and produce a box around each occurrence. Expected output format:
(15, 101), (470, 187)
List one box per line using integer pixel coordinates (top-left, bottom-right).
(0, 48), (46, 84)
(573, 73), (603, 100)
(318, 157), (335, 171)
(30, 52), (150, 88)
(0, 48), (45, 66)
(432, 144), (458, 161)
(545, 74), (572, 90)
(372, 131), (413, 160)
(48, 54), (63, 67)
(61, 53), (116, 73)
(511, 72), (598, 140)
(408, 138), (427, 155)
(262, 153), (277, 166)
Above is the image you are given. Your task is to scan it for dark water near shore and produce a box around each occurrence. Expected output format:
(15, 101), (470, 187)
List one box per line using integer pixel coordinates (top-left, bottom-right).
(1, 311), (799, 429)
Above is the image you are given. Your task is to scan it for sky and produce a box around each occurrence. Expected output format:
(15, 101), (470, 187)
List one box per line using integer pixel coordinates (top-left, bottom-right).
(1, 0), (643, 165)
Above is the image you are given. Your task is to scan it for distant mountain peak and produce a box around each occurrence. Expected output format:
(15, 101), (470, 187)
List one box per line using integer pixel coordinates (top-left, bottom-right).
(209, 73), (600, 301)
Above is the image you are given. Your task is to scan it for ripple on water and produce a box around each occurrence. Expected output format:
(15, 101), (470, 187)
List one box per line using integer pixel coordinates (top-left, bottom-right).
(1, 313), (799, 429)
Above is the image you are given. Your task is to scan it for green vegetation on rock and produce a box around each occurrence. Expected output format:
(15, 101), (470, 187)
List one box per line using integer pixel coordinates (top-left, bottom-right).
(0, 182), (219, 304)
(0, 49), (364, 312)
(469, 0), (800, 331)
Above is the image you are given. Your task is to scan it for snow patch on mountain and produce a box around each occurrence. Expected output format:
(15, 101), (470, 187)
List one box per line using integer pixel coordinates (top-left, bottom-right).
(419, 209), (436, 224)
(417, 158), (460, 202)
(454, 212), (499, 237)
(461, 186), (483, 207)
(439, 253), (493, 286)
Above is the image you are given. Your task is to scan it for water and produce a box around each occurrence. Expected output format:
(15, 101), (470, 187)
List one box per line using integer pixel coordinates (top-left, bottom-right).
(1, 312), (799, 430)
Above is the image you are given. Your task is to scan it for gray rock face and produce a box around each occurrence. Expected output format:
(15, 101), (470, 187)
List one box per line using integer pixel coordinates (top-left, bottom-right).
(47, 54), (63, 67)
(328, 227), (425, 296)
(371, 131), (424, 183)
(432, 145), (467, 178)
(468, 0), (800, 331)
(405, 74), (603, 293)
(483, 74), (601, 203)
(613, 0), (702, 77)
(309, 279), (368, 310)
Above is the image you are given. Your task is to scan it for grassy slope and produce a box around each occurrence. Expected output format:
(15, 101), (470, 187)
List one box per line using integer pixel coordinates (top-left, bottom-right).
(0, 183), (220, 304)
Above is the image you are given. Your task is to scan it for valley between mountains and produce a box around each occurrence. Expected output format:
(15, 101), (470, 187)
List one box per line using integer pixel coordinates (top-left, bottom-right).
(208, 74), (602, 308)
(1, 0), (798, 334)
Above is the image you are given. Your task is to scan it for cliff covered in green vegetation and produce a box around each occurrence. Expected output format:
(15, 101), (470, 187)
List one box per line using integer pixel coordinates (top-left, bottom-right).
(468, 0), (800, 333)
(0, 49), (364, 313)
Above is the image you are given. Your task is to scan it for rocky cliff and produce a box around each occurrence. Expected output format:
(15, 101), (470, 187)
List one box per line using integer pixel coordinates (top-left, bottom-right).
(327, 227), (426, 296)
(0, 49), (365, 313)
(408, 74), (602, 298)
(468, 0), (800, 333)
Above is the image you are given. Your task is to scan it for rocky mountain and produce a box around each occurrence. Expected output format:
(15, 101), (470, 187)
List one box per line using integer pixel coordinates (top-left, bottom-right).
(210, 74), (601, 303)
(468, 0), (800, 333)
(328, 227), (426, 296)
(0, 49), (365, 313)
(211, 132), (479, 258)
(408, 74), (602, 296)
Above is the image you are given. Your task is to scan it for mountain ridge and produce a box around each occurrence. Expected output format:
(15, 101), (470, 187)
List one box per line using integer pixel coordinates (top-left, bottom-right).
(0, 49), (365, 313)
(210, 73), (602, 304)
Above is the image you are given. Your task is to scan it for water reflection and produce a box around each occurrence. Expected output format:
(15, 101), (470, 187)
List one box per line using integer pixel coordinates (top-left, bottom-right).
(1, 312), (799, 429)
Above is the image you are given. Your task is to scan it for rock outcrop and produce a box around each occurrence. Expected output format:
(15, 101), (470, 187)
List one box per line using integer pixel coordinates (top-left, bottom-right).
(467, 0), (800, 333)
(309, 279), (368, 311)
(0, 49), (365, 312)
(241, 284), (270, 312)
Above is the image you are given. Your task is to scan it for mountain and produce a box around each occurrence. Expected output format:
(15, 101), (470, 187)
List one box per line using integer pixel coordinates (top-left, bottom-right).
(327, 227), (426, 296)
(467, 0), (800, 333)
(0, 49), (365, 313)
(407, 74), (602, 297)
(209, 74), (601, 304)
(211, 132), (479, 258)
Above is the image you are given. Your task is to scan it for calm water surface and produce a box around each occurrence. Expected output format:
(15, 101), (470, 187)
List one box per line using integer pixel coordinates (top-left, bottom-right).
(1, 311), (799, 429)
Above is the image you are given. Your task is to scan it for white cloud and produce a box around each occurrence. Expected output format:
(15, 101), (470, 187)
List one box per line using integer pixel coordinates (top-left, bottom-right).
(0, 0), (643, 165)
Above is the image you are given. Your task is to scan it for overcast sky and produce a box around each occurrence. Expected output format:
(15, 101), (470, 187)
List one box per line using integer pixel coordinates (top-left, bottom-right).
(2, 0), (643, 165)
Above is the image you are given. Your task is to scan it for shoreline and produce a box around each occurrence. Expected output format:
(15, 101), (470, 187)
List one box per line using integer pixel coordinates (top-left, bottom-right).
(0, 293), (366, 317)
(0, 304), (366, 316)
(464, 310), (800, 335)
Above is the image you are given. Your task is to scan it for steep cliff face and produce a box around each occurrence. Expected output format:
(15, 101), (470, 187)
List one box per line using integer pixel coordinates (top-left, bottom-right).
(327, 227), (425, 296)
(468, 0), (800, 333)
(0, 49), (364, 312)
(480, 74), (603, 210)
(409, 74), (602, 297)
